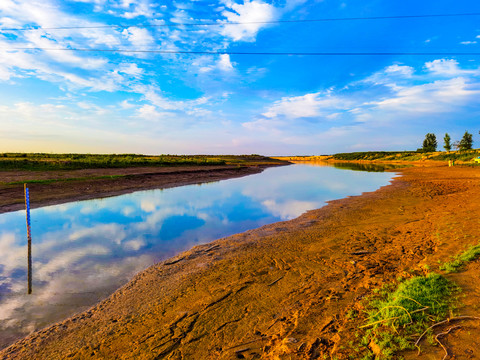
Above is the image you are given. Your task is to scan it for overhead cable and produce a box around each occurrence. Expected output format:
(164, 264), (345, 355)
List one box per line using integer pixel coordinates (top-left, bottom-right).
(1, 12), (480, 32)
(4, 48), (480, 56)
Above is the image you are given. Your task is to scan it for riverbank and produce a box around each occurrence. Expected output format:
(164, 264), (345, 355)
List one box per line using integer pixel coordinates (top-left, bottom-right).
(2, 163), (480, 359)
(0, 164), (285, 214)
(275, 149), (480, 164)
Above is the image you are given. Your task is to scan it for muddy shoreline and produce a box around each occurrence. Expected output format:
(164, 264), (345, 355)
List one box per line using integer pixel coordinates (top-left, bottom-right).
(0, 165), (277, 214)
(2, 163), (480, 359)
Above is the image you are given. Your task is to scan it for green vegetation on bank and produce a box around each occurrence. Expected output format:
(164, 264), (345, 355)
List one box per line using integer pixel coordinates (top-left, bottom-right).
(332, 151), (420, 161)
(0, 153), (285, 171)
(440, 244), (480, 273)
(356, 273), (458, 359)
(332, 130), (479, 163)
(331, 149), (480, 162)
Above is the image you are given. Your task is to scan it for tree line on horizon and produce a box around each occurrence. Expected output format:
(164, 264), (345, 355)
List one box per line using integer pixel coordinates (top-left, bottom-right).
(421, 131), (474, 152)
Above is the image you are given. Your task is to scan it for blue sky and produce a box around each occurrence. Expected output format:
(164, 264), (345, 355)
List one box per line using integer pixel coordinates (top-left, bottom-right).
(1, 0), (480, 155)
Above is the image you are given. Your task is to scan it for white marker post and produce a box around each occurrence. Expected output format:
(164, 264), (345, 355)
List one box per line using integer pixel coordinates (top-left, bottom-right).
(24, 184), (32, 294)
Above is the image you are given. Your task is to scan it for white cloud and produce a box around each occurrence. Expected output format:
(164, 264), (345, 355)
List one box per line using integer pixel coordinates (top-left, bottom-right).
(118, 63), (143, 76)
(120, 99), (136, 109)
(122, 27), (155, 47)
(262, 92), (348, 119)
(383, 64), (414, 78)
(424, 59), (479, 76)
(263, 93), (322, 118)
(242, 117), (283, 132)
(221, 0), (277, 41)
(136, 104), (167, 120)
(123, 238), (145, 251)
(0, 64), (13, 81)
(135, 85), (211, 115)
(195, 54), (235, 73)
(139, 86), (186, 111)
(460, 41), (477, 45)
(0, 0), (121, 50)
(0, 0), (68, 28)
(120, 0), (135, 8)
(218, 54), (234, 71)
(119, 0), (153, 19)
(0, 1), (139, 91)
(371, 77), (480, 113)
(363, 64), (415, 85)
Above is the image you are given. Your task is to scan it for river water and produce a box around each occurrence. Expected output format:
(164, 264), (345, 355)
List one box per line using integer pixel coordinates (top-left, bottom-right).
(0, 162), (397, 348)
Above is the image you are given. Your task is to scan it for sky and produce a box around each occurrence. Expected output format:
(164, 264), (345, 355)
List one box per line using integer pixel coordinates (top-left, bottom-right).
(1, 0), (480, 155)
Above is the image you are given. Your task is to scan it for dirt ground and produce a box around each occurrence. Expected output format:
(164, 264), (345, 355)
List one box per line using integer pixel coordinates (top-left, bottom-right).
(0, 165), (269, 214)
(2, 163), (480, 359)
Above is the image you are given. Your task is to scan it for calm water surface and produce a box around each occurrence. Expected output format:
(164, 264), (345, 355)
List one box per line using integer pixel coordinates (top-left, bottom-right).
(0, 163), (396, 348)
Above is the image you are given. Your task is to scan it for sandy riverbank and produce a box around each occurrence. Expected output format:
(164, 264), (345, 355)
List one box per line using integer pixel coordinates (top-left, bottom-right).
(2, 163), (480, 359)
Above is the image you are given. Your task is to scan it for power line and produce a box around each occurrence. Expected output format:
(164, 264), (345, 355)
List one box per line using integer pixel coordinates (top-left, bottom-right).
(4, 48), (480, 56)
(1, 12), (480, 32)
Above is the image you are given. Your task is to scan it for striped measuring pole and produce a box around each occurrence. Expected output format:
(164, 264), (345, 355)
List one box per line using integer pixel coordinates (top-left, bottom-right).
(24, 184), (32, 295)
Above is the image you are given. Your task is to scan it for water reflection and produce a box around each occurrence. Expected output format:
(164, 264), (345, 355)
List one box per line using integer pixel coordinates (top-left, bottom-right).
(291, 160), (408, 172)
(0, 164), (395, 348)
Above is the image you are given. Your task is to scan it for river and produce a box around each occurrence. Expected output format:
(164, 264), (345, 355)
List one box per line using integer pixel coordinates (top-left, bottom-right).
(0, 162), (397, 349)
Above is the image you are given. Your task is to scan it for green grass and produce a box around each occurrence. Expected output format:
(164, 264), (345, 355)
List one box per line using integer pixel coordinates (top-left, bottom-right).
(428, 149), (480, 162)
(357, 273), (458, 359)
(440, 244), (480, 273)
(0, 153), (286, 171)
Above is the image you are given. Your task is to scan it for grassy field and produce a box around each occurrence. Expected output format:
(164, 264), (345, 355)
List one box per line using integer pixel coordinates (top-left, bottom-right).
(0, 153), (284, 171)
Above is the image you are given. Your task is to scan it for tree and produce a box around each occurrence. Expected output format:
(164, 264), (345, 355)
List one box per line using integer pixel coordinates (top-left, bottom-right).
(422, 133), (437, 152)
(459, 131), (473, 151)
(443, 133), (451, 151)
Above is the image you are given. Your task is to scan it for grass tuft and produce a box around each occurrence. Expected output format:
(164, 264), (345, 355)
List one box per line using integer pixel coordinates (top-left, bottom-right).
(359, 273), (458, 359)
(440, 244), (480, 273)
